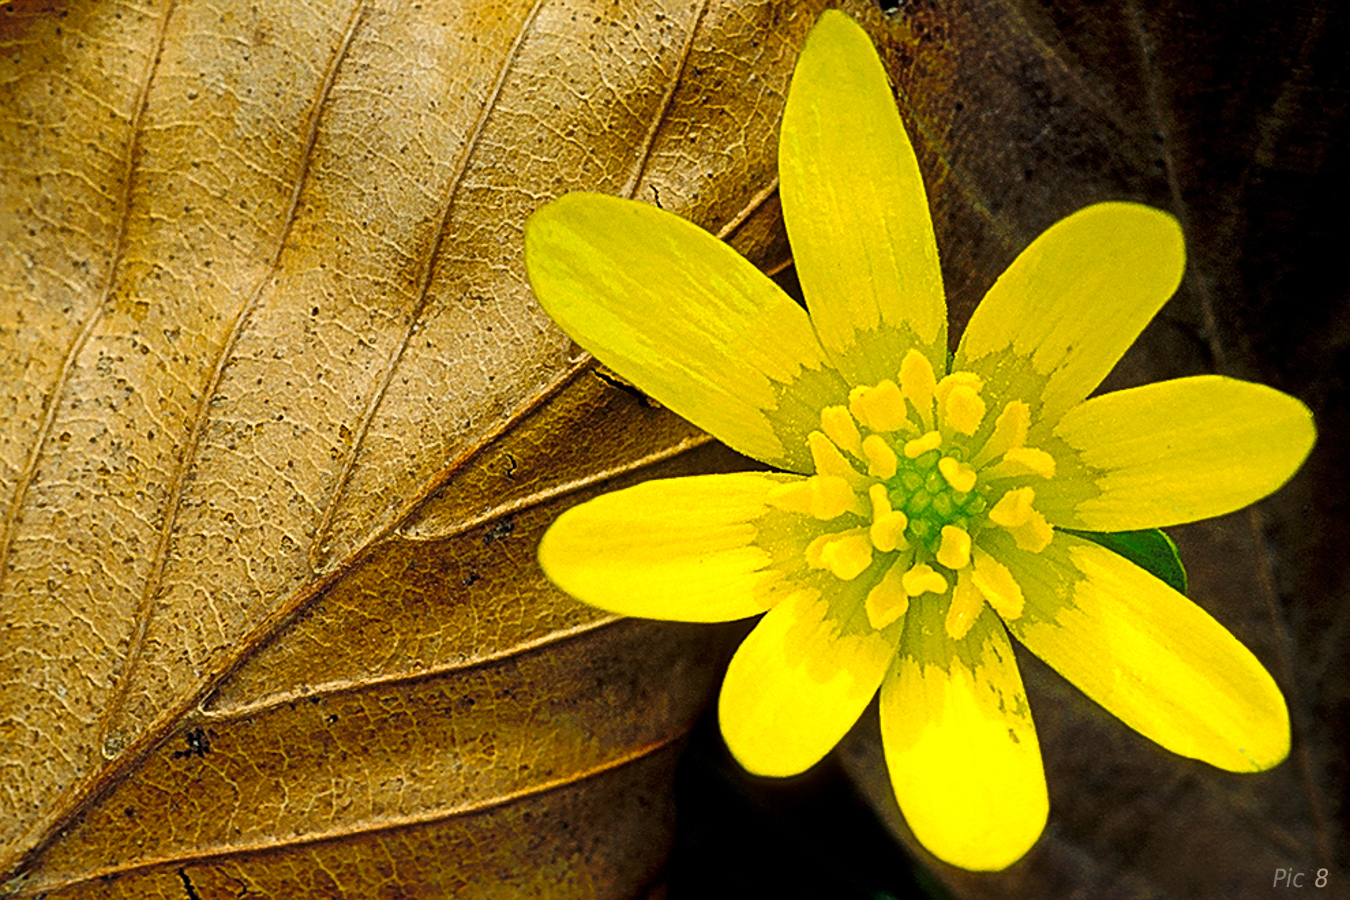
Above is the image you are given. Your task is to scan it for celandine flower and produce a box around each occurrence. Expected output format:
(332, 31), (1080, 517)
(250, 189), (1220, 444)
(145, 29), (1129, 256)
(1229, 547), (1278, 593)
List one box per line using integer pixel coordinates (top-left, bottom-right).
(523, 10), (1315, 871)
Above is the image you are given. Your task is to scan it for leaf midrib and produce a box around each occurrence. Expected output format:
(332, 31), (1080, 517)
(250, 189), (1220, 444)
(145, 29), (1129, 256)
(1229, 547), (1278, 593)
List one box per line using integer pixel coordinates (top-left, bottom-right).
(1, 0), (782, 885)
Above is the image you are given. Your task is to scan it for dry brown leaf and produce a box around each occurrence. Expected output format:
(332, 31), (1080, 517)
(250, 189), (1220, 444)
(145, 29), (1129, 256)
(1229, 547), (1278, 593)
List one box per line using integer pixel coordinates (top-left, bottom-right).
(0, 0), (839, 894)
(7, 0), (1344, 894)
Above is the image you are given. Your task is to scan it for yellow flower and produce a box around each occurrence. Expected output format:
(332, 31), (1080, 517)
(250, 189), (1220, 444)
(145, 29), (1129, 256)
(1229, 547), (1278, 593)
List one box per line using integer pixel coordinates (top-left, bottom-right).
(523, 10), (1314, 872)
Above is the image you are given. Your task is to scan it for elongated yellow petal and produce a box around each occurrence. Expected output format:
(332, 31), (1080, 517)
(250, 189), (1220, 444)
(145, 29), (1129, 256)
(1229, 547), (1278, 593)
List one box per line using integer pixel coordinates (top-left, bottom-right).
(955, 203), (1185, 423)
(525, 193), (848, 472)
(881, 597), (1047, 871)
(538, 473), (804, 622)
(779, 10), (946, 385)
(1037, 376), (1316, 530)
(997, 531), (1290, 771)
(720, 580), (900, 777)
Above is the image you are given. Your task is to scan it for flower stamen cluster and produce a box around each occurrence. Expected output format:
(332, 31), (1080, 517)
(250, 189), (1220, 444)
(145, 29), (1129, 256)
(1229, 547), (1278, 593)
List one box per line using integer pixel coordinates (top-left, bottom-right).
(768, 349), (1056, 640)
(527, 9), (1309, 873)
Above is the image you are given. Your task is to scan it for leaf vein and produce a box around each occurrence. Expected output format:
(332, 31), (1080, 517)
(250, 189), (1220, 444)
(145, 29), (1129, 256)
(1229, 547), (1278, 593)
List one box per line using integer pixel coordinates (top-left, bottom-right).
(92, 0), (370, 770)
(0, 0), (178, 601)
(619, 0), (712, 197)
(20, 735), (683, 895)
(307, 0), (553, 570)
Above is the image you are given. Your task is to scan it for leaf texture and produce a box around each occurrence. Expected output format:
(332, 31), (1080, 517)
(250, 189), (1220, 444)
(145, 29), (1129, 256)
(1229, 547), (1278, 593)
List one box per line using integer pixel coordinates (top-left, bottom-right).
(0, 0), (836, 893)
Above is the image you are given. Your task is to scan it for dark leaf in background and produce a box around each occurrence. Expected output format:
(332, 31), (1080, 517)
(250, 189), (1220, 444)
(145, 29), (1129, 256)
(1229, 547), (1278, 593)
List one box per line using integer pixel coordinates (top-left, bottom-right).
(1066, 528), (1188, 595)
(834, 1), (1348, 897)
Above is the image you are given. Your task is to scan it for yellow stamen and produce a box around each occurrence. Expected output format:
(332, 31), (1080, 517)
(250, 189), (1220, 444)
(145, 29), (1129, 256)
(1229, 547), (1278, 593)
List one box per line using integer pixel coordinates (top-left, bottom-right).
(899, 349), (936, 429)
(902, 562), (948, 597)
(805, 533), (830, 569)
(850, 380), (910, 433)
(933, 371), (983, 408)
(807, 431), (865, 487)
(820, 405), (863, 457)
(861, 434), (898, 479)
(974, 400), (1030, 467)
(1008, 508), (1054, 552)
(941, 384), (987, 436)
(989, 486), (1036, 527)
(937, 456), (977, 493)
(807, 475), (862, 520)
(986, 446), (1056, 479)
(903, 430), (942, 459)
(945, 567), (984, 640)
(805, 529), (871, 578)
(766, 480), (812, 514)
(868, 486), (910, 551)
(871, 511), (910, 553)
(971, 547), (1025, 619)
(808, 530), (873, 581)
(865, 560), (911, 630)
(869, 483), (892, 516)
(936, 525), (972, 570)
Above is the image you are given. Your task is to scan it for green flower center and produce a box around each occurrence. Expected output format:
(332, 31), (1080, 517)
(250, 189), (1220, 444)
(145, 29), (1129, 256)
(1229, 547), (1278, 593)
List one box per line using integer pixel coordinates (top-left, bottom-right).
(886, 446), (990, 553)
(768, 348), (1059, 640)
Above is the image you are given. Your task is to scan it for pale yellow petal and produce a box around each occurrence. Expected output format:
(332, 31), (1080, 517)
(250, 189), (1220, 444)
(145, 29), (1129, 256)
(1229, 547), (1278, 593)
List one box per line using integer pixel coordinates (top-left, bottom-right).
(955, 203), (1185, 423)
(1038, 376), (1316, 530)
(997, 531), (1290, 771)
(720, 583), (900, 777)
(779, 11), (946, 385)
(881, 598), (1047, 870)
(538, 473), (803, 622)
(526, 192), (848, 472)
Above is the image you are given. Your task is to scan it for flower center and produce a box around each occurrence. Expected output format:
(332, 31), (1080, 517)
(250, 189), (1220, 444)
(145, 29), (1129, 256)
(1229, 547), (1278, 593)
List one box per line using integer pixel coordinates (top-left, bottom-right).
(768, 349), (1058, 641)
(882, 443), (989, 554)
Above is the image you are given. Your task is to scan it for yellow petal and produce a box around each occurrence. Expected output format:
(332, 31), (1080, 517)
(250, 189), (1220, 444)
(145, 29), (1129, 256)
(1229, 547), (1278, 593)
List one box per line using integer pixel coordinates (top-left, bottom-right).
(954, 202), (1185, 424)
(779, 11), (946, 385)
(525, 193), (848, 472)
(997, 531), (1290, 771)
(881, 598), (1047, 870)
(974, 400), (1030, 467)
(538, 473), (800, 622)
(720, 585), (899, 777)
(1039, 375), (1316, 530)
